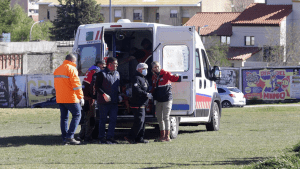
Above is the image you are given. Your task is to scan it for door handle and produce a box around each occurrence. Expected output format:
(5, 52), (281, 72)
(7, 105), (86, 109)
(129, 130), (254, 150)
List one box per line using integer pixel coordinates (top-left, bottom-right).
(199, 80), (202, 89)
(204, 80), (206, 89)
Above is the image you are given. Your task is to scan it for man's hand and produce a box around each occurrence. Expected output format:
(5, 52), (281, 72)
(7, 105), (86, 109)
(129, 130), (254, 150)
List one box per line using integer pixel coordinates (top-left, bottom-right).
(147, 93), (153, 99)
(80, 99), (85, 107)
(118, 95), (123, 103)
(103, 93), (111, 102)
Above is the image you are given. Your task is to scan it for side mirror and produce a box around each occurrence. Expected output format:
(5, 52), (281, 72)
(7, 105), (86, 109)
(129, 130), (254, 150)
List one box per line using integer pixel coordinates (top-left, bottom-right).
(211, 66), (221, 81)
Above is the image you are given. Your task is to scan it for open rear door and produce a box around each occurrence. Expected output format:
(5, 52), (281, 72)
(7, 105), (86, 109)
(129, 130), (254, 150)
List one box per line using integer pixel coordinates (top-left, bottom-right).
(75, 26), (104, 75)
(154, 26), (195, 116)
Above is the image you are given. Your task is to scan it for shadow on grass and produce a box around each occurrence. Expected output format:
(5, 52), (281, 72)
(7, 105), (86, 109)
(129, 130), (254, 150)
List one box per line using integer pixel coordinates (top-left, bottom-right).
(0, 127), (207, 147)
(0, 134), (64, 147)
(197, 157), (267, 166)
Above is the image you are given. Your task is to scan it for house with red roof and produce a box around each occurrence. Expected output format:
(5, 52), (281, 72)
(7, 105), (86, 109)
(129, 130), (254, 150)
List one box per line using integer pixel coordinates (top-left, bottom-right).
(185, 0), (299, 67)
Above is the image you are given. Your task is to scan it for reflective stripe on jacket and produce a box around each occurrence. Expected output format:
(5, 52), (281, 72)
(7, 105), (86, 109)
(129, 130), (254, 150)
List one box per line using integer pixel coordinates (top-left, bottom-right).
(54, 60), (83, 103)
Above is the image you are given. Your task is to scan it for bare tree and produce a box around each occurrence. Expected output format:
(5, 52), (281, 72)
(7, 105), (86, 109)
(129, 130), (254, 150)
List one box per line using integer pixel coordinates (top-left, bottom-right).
(227, 0), (254, 12)
(205, 35), (231, 67)
(261, 24), (300, 66)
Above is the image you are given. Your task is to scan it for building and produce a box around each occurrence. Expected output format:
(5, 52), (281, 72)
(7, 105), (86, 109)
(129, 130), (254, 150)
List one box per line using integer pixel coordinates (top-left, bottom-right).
(185, 0), (299, 67)
(37, 0), (231, 26)
(10, 0), (39, 21)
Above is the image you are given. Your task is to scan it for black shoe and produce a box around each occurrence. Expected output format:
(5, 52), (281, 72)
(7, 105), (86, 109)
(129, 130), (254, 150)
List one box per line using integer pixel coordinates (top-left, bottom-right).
(66, 138), (81, 145)
(98, 138), (107, 144)
(136, 139), (149, 144)
(124, 136), (136, 144)
(106, 138), (118, 144)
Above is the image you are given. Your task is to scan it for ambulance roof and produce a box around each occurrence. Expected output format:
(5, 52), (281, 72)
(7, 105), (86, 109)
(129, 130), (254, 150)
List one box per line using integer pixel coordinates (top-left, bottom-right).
(78, 20), (169, 30)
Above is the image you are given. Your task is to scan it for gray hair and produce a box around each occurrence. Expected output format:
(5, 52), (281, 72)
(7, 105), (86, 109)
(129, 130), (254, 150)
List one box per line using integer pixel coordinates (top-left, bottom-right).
(136, 63), (148, 70)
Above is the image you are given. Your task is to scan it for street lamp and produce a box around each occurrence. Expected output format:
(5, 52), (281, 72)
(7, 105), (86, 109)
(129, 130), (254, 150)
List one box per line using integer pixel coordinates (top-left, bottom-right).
(29, 20), (44, 41)
(198, 25), (208, 36)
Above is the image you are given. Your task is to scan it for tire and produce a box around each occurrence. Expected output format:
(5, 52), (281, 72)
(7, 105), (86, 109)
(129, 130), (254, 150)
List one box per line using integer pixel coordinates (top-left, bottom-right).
(206, 102), (220, 131)
(222, 101), (231, 108)
(52, 89), (56, 96)
(44, 91), (47, 96)
(170, 117), (179, 139)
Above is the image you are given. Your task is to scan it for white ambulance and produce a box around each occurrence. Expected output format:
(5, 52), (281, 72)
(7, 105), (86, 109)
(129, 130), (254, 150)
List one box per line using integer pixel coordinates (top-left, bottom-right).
(73, 19), (222, 139)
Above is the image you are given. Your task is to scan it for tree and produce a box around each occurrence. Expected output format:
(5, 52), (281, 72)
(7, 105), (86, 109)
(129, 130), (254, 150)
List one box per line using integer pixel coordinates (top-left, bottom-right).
(0, 0), (12, 34)
(52, 0), (103, 40)
(261, 24), (300, 66)
(8, 4), (53, 41)
(227, 0), (253, 12)
(205, 36), (231, 67)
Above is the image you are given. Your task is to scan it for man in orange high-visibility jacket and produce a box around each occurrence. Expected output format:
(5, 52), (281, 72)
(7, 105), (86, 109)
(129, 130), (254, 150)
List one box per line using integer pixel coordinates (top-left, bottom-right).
(54, 54), (84, 145)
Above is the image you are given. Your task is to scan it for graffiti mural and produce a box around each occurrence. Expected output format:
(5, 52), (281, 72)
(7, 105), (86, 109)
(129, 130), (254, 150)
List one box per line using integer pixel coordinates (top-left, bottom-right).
(217, 69), (239, 88)
(242, 68), (300, 100)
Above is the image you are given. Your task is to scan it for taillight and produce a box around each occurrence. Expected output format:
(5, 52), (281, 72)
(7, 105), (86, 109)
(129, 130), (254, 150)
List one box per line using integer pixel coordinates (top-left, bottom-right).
(229, 94), (235, 98)
(243, 95), (245, 98)
(110, 25), (122, 27)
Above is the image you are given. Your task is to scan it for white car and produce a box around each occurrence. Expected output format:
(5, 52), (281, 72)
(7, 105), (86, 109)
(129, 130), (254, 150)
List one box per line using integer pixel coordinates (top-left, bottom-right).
(217, 87), (246, 108)
(33, 85), (56, 96)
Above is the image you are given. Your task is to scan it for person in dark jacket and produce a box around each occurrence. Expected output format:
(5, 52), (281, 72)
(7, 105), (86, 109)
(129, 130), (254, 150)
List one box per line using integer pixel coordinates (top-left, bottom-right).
(95, 57), (122, 144)
(124, 63), (152, 144)
(78, 60), (105, 143)
(151, 61), (179, 142)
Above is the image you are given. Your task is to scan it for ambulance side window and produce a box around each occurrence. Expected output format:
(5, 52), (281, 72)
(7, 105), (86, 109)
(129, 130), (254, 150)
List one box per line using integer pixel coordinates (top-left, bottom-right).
(195, 49), (201, 77)
(201, 49), (210, 79)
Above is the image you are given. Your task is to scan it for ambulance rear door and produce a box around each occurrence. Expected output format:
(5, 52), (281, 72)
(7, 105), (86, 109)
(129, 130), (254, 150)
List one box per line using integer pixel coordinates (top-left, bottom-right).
(154, 26), (195, 116)
(74, 26), (105, 75)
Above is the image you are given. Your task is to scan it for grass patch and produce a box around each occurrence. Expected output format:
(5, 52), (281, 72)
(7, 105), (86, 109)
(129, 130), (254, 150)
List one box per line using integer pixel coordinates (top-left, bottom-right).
(0, 106), (300, 168)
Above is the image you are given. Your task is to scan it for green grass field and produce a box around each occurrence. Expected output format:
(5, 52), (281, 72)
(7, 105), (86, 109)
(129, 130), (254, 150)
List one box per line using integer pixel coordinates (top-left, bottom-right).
(1, 106), (300, 169)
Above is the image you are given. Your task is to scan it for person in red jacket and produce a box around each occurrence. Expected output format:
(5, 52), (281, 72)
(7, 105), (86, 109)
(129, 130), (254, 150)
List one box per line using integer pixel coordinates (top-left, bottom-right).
(151, 61), (179, 142)
(54, 54), (84, 145)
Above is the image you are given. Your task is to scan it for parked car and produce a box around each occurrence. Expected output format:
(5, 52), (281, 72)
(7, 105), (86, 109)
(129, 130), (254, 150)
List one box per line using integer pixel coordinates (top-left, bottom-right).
(217, 87), (246, 108)
(32, 85), (56, 96)
(31, 96), (58, 108)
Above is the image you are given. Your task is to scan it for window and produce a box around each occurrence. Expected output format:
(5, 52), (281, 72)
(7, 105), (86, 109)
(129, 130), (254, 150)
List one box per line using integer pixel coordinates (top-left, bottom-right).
(195, 49), (201, 77)
(217, 88), (226, 93)
(201, 36), (205, 44)
(156, 9), (159, 21)
(114, 9), (121, 22)
(221, 36), (230, 45)
(47, 10), (50, 19)
(163, 45), (189, 72)
(201, 49), (211, 79)
(170, 10), (177, 18)
(86, 31), (94, 41)
(245, 36), (255, 46)
(133, 10), (142, 20)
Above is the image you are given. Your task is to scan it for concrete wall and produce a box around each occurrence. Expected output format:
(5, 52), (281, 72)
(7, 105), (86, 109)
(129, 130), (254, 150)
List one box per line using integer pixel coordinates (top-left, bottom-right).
(266, 0), (293, 5)
(231, 26), (280, 47)
(202, 0), (231, 12)
(293, 1), (300, 32)
(0, 42), (57, 54)
(0, 42), (72, 75)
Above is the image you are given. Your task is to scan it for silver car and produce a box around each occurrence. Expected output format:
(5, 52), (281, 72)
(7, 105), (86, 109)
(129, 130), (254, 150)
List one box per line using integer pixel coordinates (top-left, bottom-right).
(217, 87), (246, 108)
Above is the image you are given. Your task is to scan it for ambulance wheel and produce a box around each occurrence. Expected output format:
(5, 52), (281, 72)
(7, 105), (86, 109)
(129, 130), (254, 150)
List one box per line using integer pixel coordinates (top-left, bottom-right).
(170, 117), (179, 139)
(206, 102), (220, 131)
